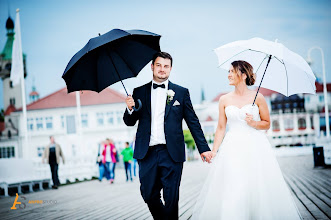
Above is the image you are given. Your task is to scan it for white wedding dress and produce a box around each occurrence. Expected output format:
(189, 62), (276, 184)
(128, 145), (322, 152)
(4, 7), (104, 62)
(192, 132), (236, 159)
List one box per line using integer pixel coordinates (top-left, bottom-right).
(192, 104), (301, 220)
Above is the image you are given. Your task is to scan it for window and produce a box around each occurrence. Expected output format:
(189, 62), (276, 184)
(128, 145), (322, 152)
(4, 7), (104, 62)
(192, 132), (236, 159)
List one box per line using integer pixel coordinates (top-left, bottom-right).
(81, 114), (88, 127)
(272, 120), (280, 131)
(116, 111), (122, 124)
(9, 98), (15, 105)
(27, 118), (34, 131)
(72, 144), (76, 157)
(298, 118), (306, 130)
(319, 95), (324, 102)
(96, 113), (104, 126)
(311, 116), (314, 129)
(61, 115), (65, 128)
(45, 117), (53, 129)
(36, 117), (43, 130)
(0, 146), (15, 158)
(37, 146), (45, 157)
(66, 115), (76, 134)
(306, 96), (310, 103)
(106, 112), (114, 125)
(284, 118), (294, 131)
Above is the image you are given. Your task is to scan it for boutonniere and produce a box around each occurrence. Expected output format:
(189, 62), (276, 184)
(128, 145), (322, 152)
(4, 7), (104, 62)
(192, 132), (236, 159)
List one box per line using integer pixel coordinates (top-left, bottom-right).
(167, 89), (175, 105)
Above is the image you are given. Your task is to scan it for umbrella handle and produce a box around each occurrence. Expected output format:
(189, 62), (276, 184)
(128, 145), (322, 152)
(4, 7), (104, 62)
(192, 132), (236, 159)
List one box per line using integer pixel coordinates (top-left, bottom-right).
(133, 99), (142, 111)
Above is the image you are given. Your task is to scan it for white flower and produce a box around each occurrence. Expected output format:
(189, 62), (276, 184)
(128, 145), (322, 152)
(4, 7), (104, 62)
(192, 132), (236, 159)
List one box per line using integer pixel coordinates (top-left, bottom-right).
(167, 89), (175, 104)
(167, 89), (175, 97)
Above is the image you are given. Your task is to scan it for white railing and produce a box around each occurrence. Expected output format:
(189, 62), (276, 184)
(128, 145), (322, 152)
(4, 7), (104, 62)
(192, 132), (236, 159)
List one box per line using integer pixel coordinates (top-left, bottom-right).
(32, 157), (99, 184)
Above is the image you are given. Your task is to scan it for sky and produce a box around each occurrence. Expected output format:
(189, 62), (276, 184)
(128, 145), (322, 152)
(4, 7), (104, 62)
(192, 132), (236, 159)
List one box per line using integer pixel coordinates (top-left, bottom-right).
(0, 0), (330, 110)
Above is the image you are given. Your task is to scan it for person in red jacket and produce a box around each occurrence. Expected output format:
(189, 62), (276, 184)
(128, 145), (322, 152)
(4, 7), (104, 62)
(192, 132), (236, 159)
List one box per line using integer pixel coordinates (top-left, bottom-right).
(102, 138), (117, 184)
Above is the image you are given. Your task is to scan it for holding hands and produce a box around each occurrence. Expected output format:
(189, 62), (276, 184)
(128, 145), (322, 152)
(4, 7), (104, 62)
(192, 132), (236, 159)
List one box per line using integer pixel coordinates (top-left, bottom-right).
(200, 151), (215, 163)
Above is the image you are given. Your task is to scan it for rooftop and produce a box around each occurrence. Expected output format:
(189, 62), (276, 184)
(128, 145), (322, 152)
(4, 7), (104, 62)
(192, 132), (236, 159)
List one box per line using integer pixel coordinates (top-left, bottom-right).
(17, 87), (126, 111)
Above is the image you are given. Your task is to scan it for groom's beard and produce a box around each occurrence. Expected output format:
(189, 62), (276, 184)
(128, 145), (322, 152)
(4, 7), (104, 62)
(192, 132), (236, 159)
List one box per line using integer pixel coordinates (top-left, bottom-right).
(156, 72), (169, 80)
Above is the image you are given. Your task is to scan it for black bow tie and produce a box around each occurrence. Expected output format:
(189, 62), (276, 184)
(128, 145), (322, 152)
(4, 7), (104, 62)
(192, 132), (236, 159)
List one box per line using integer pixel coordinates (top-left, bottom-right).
(153, 83), (165, 89)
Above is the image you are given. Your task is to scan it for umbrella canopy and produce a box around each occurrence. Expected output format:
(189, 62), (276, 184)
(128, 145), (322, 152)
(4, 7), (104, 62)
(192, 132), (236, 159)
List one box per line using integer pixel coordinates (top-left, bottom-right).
(62, 29), (161, 93)
(214, 37), (316, 97)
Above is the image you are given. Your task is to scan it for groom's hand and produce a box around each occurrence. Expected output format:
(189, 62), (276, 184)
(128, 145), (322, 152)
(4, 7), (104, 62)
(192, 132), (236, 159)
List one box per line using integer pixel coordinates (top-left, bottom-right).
(126, 95), (135, 110)
(200, 151), (212, 163)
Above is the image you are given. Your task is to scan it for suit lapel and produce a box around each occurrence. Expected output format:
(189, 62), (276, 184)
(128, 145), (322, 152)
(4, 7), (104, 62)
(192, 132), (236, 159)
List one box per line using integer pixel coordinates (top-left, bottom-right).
(165, 81), (175, 119)
(145, 81), (152, 115)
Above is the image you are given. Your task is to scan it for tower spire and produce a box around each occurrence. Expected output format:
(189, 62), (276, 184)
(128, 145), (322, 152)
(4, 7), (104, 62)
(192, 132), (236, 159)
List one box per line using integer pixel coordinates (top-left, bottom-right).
(201, 85), (205, 104)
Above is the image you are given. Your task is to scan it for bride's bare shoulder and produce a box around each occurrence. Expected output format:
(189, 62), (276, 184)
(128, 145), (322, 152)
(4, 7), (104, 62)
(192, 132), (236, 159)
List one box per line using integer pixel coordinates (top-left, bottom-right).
(219, 92), (233, 104)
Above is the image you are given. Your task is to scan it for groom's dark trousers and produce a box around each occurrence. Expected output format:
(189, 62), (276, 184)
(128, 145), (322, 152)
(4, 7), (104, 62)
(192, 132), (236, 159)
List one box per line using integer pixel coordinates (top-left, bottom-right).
(123, 81), (210, 219)
(139, 144), (183, 219)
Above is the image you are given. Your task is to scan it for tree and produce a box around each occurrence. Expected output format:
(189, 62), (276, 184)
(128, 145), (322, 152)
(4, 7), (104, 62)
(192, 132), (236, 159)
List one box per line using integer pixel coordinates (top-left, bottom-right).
(183, 130), (196, 160)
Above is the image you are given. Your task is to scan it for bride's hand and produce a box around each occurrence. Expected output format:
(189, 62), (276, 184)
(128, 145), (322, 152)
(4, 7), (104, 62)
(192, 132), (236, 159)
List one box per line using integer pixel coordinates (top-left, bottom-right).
(245, 113), (256, 128)
(201, 151), (212, 163)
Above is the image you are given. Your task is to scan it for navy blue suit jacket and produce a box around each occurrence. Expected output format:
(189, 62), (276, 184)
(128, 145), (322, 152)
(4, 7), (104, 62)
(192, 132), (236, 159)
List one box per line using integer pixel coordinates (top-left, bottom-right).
(123, 81), (210, 162)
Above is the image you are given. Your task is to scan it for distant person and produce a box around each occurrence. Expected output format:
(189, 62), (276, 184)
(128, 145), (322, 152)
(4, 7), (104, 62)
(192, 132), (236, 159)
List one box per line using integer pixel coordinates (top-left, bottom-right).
(103, 138), (117, 184)
(102, 139), (112, 183)
(97, 141), (106, 182)
(42, 136), (65, 189)
(111, 139), (119, 181)
(130, 137), (138, 178)
(121, 142), (133, 182)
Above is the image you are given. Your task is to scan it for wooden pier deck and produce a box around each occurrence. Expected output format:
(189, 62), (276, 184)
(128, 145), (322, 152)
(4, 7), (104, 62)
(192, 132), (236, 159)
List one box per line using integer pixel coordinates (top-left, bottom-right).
(0, 155), (330, 219)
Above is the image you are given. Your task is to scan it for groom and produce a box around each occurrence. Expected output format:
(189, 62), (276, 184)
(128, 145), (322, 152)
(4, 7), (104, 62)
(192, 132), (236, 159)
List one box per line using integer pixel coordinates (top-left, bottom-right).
(123, 52), (212, 219)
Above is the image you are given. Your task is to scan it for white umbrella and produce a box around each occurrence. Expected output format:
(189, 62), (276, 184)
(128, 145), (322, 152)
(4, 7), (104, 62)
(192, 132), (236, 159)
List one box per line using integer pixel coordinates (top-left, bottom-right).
(214, 37), (316, 104)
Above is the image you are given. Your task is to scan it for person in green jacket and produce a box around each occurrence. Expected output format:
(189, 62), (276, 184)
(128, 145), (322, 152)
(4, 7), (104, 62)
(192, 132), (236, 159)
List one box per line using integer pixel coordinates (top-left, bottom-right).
(121, 142), (133, 182)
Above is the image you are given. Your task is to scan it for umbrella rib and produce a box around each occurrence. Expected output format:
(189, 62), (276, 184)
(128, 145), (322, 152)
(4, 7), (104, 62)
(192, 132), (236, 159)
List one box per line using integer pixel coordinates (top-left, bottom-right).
(106, 47), (129, 96)
(273, 56), (285, 64)
(112, 48), (136, 76)
(302, 70), (317, 95)
(218, 49), (249, 67)
(218, 49), (267, 67)
(255, 55), (268, 74)
(276, 56), (315, 95)
(282, 60), (289, 96)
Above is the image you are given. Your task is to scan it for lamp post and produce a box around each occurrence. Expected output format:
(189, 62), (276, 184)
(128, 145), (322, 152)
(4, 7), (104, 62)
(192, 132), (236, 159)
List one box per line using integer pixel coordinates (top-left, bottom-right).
(307, 47), (329, 138)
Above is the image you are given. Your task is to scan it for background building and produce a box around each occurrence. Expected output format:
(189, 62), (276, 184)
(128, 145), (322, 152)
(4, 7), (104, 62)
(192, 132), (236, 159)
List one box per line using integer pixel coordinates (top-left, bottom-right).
(194, 86), (329, 148)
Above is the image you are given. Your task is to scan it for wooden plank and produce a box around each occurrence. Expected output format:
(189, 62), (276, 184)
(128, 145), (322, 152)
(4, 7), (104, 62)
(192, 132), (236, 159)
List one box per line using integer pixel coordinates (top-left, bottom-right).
(299, 173), (331, 198)
(288, 174), (331, 218)
(0, 155), (330, 220)
(284, 174), (329, 219)
(293, 173), (331, 206)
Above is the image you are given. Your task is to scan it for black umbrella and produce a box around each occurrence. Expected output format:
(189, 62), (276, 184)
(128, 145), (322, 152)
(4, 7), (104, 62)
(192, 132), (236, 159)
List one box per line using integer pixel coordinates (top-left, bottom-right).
(62, 29), (161, 111)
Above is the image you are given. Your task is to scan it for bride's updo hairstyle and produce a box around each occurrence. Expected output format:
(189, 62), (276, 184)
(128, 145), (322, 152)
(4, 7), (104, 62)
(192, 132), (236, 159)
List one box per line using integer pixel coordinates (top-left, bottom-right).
(231, 60), (256, 86)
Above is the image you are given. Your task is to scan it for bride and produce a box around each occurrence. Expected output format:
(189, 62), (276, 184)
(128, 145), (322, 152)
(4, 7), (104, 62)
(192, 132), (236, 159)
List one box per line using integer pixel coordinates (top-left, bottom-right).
(192, 60), (301, 219)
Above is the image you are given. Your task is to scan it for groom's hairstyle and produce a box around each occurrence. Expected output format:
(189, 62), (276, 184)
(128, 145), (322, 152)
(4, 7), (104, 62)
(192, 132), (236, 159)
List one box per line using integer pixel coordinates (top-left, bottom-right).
(152, 52), (173, 67)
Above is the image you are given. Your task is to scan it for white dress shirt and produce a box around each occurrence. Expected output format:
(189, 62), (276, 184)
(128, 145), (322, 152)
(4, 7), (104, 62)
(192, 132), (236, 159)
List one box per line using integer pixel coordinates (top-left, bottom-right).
(149, 79), (168, 146)
(127, 80), (169, 146)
